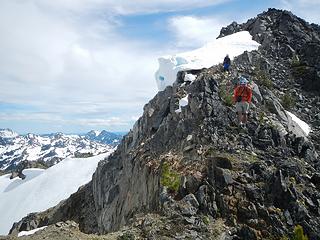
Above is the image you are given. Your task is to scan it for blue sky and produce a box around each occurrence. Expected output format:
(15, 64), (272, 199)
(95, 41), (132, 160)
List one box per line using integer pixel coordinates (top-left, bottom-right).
(0, 0), (319, 134)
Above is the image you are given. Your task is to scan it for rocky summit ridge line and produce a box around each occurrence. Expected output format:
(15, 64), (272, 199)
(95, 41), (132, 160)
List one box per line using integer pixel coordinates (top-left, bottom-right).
(3, 8), (320, 240)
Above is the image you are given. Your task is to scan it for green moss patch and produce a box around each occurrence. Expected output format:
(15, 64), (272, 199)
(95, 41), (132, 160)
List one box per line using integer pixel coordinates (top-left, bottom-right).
(161, 162), (181, 192)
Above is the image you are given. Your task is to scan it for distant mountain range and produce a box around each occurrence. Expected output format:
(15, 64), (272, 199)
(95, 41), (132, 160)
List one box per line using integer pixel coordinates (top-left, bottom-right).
(0, 129), (123, 172)
(83, 130), (123, 145)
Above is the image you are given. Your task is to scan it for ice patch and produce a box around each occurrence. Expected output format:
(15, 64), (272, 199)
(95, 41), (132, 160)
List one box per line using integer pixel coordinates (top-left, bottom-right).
(18, 226), (47, 237)
(286, 111), (311, 136)
(187, 135), (193, 141)
(175, 95), (189, 113)
(184, 74), (197, 82)
(155, 31), (260, 91)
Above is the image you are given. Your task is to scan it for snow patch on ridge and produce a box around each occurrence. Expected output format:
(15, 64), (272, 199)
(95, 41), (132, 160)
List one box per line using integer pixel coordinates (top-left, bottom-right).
(18, 226), (47, 237)
(286, 111), (311, 136)
(175, 95), (189, 113)
(184, 73), (197, 82)
(155, 31), (260, 91)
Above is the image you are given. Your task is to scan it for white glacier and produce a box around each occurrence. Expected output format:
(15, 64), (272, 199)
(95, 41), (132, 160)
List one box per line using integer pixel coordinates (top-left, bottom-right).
(0, 152), (112, 235)
(155, 31), (260, 91)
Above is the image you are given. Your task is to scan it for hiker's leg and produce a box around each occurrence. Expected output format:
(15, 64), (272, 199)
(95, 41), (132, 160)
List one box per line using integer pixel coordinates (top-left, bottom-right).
(242, 102), (250, 124)
(237, 112), (242, 124)
(240, 104), (246, 124)
(243, 102), (250, 124)
(235, 103), (242, 125)
(243, 113), (248, 124)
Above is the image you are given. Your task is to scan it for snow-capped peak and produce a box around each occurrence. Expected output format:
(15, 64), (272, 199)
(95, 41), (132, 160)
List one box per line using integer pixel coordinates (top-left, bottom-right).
(0, 130), (119, 171)
(155, 31), (260, 91)
(0, 129), (18, 139)
(87, 130), (102, 137)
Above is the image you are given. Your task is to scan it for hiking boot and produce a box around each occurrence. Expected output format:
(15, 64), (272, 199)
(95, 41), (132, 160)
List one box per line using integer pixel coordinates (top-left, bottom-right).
(238, 123), (248, 133)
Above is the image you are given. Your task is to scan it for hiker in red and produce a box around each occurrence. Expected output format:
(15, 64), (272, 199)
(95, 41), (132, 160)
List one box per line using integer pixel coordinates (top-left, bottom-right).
(233, 77), (252, 126)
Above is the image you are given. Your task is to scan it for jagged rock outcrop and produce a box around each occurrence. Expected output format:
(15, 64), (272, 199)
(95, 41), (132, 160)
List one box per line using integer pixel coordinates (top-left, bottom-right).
(92, 142), (160, 233)
(218, 8), (320, 93)
(7, 8), (320, 240)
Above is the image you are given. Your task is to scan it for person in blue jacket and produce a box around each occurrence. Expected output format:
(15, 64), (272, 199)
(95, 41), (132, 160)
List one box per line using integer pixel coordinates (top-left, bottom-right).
(223, 54), (231, 72)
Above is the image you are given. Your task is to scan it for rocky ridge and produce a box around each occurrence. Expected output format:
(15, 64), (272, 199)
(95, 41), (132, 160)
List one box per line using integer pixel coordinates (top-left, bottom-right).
(5, 9), (320, 240)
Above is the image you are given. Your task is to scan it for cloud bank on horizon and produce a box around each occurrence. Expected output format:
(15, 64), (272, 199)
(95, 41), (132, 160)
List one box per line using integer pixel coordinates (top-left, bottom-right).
(0, 0), (319, 134)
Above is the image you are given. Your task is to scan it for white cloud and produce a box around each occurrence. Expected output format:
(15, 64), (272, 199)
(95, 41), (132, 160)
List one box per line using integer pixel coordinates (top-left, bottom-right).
(75, 117), (128, 127)
(280, 0), (320, 24)
(0, 1), (158, 128)
(0, 112), (131, 128)
(33, 0), (231, 15)
(110, 0), (231, 14)
(168, 15), (228, 48)
(0, 0), (235, 132)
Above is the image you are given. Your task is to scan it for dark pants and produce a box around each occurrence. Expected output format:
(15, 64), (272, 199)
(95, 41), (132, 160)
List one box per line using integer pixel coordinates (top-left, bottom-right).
(223, 63), (230, 71)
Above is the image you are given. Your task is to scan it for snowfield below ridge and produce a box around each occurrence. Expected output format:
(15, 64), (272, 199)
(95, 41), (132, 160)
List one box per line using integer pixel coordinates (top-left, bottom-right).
(0, 152), (112, 235)
(155, 31), (260, 91)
